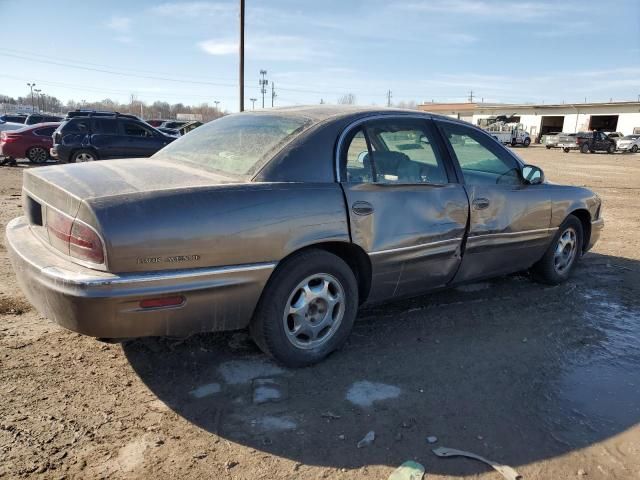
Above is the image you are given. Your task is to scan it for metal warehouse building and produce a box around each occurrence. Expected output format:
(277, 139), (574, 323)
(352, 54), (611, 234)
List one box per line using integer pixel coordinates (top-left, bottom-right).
(418, 101), (640, 139)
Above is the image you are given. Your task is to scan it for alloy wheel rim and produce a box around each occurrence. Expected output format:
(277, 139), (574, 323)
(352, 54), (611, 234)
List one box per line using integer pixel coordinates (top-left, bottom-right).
(282, 273), (345, 350)
(553, 227), (577, 274)
(29, 147), (47, 163)
(76, 153), (94, 162)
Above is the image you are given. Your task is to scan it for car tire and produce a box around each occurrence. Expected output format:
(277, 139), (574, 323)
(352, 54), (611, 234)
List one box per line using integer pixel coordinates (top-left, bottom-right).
(546, 145), (552, 149)
(26, 146), (48, 164)
(523, 137), (531, 147)
(531, 215), (584, 285)
(250, 249), (359, 367)
(580, 143), (590, 154)
(71, 149), (98, 163)
(631, 145), (638, 153)
(563, 148), (571, 153)
(607, 144), (615, 154)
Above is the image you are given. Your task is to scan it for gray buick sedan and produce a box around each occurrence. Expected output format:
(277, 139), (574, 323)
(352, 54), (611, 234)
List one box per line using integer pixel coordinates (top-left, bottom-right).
(6, 106), (603, 366)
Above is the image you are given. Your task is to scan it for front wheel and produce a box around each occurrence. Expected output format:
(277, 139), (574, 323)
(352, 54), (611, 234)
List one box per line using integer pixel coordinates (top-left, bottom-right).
(563, 148), (571, 153)
(250, 249), (359, 367)
(607, 144), (615, 154)
(523, 137), (531, 147)
(632, 145), (638, 153)
(580, 143), (590, 154)
(531, 215), (583, 285)
(546, 145), (552, 149)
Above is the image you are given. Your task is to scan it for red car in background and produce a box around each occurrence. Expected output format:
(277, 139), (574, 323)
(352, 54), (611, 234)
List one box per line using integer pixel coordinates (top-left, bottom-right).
(0, 122), (60, 164)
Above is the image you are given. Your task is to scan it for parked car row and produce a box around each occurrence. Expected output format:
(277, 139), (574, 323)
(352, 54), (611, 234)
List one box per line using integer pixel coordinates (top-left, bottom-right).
(543, 130), (638, 153)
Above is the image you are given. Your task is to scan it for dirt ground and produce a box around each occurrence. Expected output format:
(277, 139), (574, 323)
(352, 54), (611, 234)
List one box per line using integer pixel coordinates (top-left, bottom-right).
(1, 147), (639, 479)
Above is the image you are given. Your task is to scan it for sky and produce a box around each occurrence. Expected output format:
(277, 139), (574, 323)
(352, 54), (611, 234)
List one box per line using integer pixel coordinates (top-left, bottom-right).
(0, 0), (639, 112)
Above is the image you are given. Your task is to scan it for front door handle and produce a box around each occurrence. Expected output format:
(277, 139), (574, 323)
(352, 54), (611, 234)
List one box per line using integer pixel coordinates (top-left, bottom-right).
(472, 198), (490, 210)
(352, 201), (374, 216)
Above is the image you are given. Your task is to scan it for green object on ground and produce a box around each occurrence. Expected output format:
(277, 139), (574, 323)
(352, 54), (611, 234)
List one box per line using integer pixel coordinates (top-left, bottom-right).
(388, 461), (425, 480)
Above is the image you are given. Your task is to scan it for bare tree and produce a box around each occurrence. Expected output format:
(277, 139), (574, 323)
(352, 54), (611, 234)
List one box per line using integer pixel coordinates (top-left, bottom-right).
(338, 93), (356, 105)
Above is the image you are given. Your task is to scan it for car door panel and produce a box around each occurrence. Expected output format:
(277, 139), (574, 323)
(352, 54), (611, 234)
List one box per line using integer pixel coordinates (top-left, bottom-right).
(435, 120), (552, 283)
(339, 117), (468, 301)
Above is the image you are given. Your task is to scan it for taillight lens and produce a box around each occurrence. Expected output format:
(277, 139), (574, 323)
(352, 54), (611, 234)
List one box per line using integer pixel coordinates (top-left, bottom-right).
(1, 133), (18, 143)
(46, 208), (104, 264)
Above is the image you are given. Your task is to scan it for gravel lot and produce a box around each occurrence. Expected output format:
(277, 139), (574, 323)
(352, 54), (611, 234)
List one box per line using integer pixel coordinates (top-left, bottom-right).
(1, 146), (639, 479)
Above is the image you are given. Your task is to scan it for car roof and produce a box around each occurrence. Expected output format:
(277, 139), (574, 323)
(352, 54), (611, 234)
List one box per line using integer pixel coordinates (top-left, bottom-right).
(13, 122), (61, 133)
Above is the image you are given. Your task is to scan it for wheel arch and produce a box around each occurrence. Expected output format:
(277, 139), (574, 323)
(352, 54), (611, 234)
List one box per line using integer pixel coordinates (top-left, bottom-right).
(568, 208), (591, 252)
(274, 241), (372, 305)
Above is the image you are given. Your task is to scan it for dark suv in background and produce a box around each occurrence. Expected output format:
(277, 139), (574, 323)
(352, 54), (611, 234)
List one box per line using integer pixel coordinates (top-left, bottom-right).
(51, 112), (176, 163)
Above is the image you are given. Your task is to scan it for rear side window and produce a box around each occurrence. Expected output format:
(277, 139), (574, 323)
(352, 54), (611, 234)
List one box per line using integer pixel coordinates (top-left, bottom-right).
(62, 119), (90, 134)
(439, 122), (521, 186)
(34, 127), (56, 136)
(93, 119), (118, 135)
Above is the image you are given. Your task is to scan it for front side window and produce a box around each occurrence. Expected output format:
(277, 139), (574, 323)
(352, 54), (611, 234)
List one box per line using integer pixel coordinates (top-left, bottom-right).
(343, 119), (449, 185)
(122, 120), (154, 137)
(439, 122), (521, 185)
(153, 113), (311, 177)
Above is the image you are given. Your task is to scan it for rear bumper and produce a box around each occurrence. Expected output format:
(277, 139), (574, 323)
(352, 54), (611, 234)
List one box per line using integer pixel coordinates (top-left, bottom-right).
(587, 218), (604, 252)
(6, 216), (275, 338)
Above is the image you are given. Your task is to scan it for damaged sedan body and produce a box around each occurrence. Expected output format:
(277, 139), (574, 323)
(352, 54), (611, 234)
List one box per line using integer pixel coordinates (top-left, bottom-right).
(6, 106), (603, 367)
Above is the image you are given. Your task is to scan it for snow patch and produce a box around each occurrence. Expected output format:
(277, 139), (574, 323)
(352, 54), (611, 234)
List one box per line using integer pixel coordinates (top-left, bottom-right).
(346, 380), (401, 407)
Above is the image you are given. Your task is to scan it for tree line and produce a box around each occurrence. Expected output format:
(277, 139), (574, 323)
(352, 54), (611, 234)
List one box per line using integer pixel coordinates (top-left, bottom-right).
(0, 93), (225, 122)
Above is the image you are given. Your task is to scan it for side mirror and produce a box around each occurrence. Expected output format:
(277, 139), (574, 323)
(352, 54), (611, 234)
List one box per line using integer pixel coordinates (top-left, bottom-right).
(522, 164), (544, 185)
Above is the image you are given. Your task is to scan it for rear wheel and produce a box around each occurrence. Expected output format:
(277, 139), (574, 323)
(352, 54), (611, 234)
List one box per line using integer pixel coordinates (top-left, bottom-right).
(632, 145), (638, 153)
(607, 144), (615, 154)
(26, 146), (48, 164)
(250, 249), (358, 367)
(531, 215), (583, 285)
(71, 149), (97, 163)
(546, 145), (552, 149)
(580, 143), (590, 154)
(523, 137), (531, 147)
(563, 147), (571, 153)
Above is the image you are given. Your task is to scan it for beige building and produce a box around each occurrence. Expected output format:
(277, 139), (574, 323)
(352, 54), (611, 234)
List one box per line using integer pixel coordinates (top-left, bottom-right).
(418, 101), (640, 138)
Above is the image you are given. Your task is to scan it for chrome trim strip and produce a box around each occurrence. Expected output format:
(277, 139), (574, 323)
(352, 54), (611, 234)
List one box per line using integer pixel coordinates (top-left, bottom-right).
(468, 227), (557, 240)
(334, 112), (434, 183)
(370, 237), (462, 256)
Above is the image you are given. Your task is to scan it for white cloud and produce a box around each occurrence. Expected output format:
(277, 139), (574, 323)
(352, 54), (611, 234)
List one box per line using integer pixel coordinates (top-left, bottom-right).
(106, 15), (132, 32)
(151, 1), (234, 17)
(398, 0), (572, 21)
(198, 35), (330, 62)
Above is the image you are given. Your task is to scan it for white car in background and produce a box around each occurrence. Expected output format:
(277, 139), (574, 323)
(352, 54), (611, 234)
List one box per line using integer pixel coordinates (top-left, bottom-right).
(604, 131), (624, 146)
(0, 121), (25, 133)
(617, 134), (640, 153)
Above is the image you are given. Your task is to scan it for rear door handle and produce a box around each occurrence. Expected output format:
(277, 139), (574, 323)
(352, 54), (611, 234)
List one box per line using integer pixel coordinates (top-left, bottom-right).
(472, 198), (490, 210)
(352, 201), (374, 216)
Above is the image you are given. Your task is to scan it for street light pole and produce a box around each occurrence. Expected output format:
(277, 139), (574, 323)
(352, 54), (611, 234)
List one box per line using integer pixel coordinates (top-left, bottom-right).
(27, 82), (36, 111)
(34, 89), (41, 111)
(239, 0), (245, 112)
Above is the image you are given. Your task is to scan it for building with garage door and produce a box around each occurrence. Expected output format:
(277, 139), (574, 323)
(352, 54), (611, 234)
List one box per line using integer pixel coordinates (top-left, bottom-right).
(418, 101), (640, 139)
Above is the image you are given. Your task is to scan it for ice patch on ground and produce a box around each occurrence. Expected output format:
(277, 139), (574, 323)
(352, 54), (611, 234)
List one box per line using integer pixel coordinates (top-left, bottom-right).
(252, 415), (297, 431)
(218, 359), (285, 385)
(189, 383), (221, 398)
(346, 380), (401, 407)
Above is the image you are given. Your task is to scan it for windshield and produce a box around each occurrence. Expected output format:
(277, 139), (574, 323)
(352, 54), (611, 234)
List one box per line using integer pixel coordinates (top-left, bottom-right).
(623, 135), (639, 140)
(153, 113), (311, 177)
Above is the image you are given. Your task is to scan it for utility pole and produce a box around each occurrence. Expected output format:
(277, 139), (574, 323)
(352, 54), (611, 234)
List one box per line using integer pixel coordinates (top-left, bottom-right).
(250, 98), (257, 110)
(320, 98), (324, 104)
(271, 82), (276, 107)
(239, 0), (245, 112)
(259, 70), (268, 108)
(34, 88), (41, 111)
(386, 89), (392, 107)
(468, 90), (474, 103)
(27, 82), (36, 111)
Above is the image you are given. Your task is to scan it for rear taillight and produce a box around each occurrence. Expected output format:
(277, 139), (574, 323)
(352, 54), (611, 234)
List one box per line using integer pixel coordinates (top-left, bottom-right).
(46, 208), (104, 264)
(1, 133), (18, 143)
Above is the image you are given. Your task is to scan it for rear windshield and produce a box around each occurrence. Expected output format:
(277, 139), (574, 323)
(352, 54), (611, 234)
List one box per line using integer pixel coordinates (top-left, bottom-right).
(153, 113), (311, 177)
